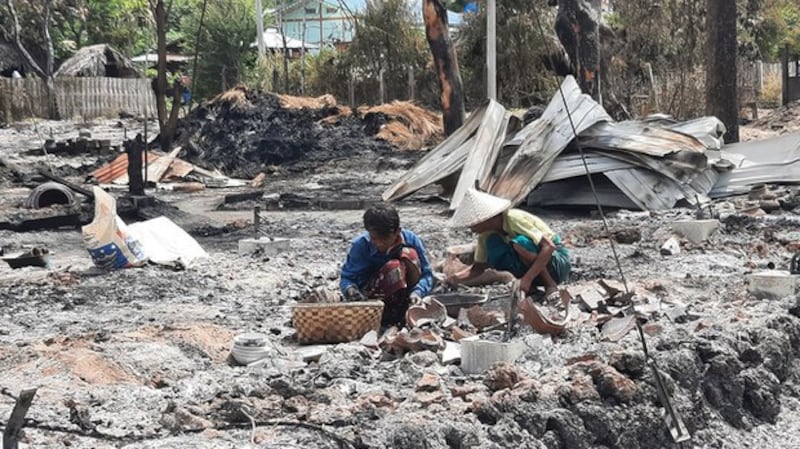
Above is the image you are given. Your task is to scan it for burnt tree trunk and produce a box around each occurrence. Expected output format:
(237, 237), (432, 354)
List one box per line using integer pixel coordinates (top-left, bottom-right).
(423, 0), (465, 196)
(553, 0), (600, 99)
(706, 0), (739, 143)
(422, 0), (465, 136)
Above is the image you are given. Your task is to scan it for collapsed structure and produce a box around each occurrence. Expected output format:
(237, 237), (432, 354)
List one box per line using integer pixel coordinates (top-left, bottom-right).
(384, 76), (800, 211)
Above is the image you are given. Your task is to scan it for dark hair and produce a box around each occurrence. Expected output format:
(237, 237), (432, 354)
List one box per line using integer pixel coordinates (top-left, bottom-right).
(363, 203), (400, 236)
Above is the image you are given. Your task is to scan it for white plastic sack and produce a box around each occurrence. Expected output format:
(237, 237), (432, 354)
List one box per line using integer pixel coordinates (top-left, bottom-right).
(82, 187), (147, 269)
(127, 216), (208, 269)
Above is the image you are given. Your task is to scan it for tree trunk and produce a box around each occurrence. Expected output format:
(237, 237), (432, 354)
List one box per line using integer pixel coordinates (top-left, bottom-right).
(152, 0), (178, 149)
(706, 0), (739, 143)
(4, 0), (57, 118)
(553, 0), (600, 99)
(422, 0), (465, 136)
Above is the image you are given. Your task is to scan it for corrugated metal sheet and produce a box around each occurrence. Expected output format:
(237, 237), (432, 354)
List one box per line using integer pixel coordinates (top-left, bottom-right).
(488, 76), (612, 205)
(528, 176), (640, 209)
(542, 152), (630, 182)
(91, 152), (159, 184)
(605, 168), (686, 211)
(579, 121), (708, 158)
(451, 99), (511, 210)
(710, 132), (800, 197)
(91, 151), (198, 185)
(384, 75), (760, 211)
(382, 101), (489, 202)
(644, 115), (727, 149)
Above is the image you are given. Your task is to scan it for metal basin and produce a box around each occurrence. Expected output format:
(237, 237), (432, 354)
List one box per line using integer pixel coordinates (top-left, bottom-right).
(430, 293), (489, 317)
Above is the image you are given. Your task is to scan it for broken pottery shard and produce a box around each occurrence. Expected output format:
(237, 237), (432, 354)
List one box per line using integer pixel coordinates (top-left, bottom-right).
(570, 284), (604, 311)
(405, 297), (448, 328)
(518, 298), (567, 336)
(451, 326), (475, 342)
(598, 279), (625, 298)
(359, 330), (379, 348)
(441, 341), (461, 365)
(600, 315), (638, 342)
(660, 237), (681, 255)
(466, 305), (506, 330)
(418, 329), (445, 351)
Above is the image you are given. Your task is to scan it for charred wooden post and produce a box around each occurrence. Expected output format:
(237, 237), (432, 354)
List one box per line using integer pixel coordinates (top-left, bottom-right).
(2, 388), (37, 449)
(552, 0), (601, 99)
(125, 134), (146, 196)
(422, 0), (465, 136)
(706, 0), (739, 143)
(423, 0), (466, 196)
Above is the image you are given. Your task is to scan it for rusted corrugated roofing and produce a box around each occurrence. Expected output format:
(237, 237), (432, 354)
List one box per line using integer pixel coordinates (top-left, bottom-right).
(90, 152), (198, 184)
(91, 152), (158, 184)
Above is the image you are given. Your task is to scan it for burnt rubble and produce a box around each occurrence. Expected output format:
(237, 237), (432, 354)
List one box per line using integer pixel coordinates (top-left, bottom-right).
(173, 89), (398, 178)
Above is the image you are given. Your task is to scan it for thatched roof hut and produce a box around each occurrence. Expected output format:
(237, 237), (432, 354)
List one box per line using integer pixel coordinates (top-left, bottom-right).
(0, 42), (29, 77)
(55, 44), (141, 78)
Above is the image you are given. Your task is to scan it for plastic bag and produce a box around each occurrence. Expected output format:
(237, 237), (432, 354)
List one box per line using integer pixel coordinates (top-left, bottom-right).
(82, 187), (146, 269)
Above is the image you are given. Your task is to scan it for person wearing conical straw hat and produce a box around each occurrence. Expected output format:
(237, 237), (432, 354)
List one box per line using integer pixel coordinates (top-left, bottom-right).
(447, 188), (570, 300)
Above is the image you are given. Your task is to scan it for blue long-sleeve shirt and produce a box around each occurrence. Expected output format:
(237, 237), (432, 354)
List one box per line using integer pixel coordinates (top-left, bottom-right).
(340, 229), (433, 298)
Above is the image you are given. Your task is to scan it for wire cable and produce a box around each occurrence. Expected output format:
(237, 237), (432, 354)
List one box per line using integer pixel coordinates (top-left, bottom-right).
(529, 5), (630, 294)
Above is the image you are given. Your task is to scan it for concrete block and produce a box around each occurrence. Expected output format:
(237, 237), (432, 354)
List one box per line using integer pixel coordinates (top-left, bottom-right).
(671, 219), (720, 244)
(238, 237), (291, 256)
(460, 336), (526, 374)
(747, 271), (797, 299)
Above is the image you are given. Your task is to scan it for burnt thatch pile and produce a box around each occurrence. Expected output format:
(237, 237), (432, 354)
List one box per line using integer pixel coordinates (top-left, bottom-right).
(173, 87), (443, 178)
(55, 44), (141, 78)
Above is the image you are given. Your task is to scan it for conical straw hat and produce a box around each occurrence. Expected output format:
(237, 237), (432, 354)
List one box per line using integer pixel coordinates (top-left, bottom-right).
(449, 188), (512, 228)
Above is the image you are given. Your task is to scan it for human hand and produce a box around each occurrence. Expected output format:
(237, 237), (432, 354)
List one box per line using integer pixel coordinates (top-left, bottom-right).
(519, 275), (533, 294)
(345, 285), (367, 301)
(409, 292), (423, 305)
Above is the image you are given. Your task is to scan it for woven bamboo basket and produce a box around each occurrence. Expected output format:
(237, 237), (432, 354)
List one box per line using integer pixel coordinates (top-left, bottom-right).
(292, 301), (384, 344)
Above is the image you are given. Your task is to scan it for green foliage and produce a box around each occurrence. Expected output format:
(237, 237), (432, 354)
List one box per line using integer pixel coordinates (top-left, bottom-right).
(340, 0), (429, 103)
(741, 0), (800, 60)
(455, 0), (559, 108)
(181, 0), (258, 99)
(278, 0), (433, 106)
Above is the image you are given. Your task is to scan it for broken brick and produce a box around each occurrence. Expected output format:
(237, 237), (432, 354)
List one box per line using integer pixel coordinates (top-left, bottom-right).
(416, 372), (441, 392)
(413, 390), (444, 407)
(450, 382), (485, 399)
(588, 363), (638, 403)
(484, 362), (522, 391)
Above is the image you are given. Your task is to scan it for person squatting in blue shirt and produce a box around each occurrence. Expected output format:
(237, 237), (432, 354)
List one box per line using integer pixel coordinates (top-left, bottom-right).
(340, 203), (433, 326)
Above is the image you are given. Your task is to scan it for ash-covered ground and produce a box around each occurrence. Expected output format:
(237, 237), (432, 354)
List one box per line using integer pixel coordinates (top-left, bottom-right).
(2, 113), (800, 449)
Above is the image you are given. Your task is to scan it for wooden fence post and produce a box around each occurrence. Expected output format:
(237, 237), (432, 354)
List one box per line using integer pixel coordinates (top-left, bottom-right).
(783, 44), (790, 106)
(2, 388), (37, 449)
